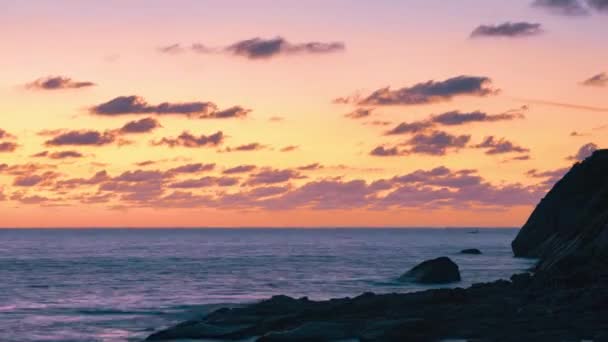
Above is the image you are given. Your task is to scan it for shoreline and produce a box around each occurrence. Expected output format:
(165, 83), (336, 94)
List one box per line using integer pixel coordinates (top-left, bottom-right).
(147, 269), (608, 341)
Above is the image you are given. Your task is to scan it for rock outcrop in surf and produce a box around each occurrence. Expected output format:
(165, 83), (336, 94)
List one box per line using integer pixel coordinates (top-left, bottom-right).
(398, 257), (461, 284)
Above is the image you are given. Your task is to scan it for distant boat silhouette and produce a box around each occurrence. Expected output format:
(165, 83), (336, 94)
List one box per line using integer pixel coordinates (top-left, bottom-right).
(468, 229), (480, 234)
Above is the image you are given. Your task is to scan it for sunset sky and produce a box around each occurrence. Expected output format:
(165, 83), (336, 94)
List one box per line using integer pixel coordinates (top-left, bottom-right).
(1, 0), (607, 227)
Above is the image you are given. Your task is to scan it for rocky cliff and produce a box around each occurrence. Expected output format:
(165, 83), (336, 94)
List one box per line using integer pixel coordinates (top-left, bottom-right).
(512, 149), (608, 276)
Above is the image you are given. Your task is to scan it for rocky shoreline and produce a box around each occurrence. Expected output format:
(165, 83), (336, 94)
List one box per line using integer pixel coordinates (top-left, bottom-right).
(146, 150), (608, 341)
(146, 273), (608, 341)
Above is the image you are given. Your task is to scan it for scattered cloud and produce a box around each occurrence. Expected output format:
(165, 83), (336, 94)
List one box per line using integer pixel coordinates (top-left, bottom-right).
(213, 106), (251, 118)
(152, 131), (224, 148)
(0, 142), (18, 152)
(26, 76), (95, 90)
(404, 131), (471, 156)
(473, 136), (530, 155)
(432, 110), (524, 126)
(225, 37), (344, 59)
(159, 37), (345, 60)
(366, 120), (392, 126)
(532, 0), (608, 15)
(373, 130), (472, 157)
(13, 171), (59, 187)
(221, 143), (267, 153)
(532, 0), (589, 15)
(526, 167), (570, 189)
(119, 117), (162, 134)
(0, 129), (17, 152)
(386, 109), (524, 135)
(358, 75), (498, 106)
(158, 43), (185, 54)
(332, 93), (362, 105)
(370, 146), (403, 157)
(470, 22), (543, 38)
(91, 96), (215, 116)
(588, 0), (608, 12)
(169, 176), (239, 189)
(223, 165), (257, 174)
(167, 163), (215, 174)
(0, 163), (57, 176)
(504, 155), (531, 162)
(385, 121), (436, 135)
(280, 145), (299, 152)
(91, 96), (248, 119)
(245, 169), (304, 186)
(345, 108), (374, 119)
(582, 72), (608, 87)
(45, 130), (116, 146)
(298, 163), (324, 171)
(10, 193), (56, 205)
(0, 129), (16, 140)
(568, 142), (598, 161)
(54, 171), (110, 190)
(32, 150), (85, 159)
(135, 160), (157, 167)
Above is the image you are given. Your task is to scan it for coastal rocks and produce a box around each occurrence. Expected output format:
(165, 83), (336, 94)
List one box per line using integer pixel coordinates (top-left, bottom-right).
(512, 149), (608, 275)
(146, 321), (253, 341)
(460, 248), (482, 255)
(147, 279), (608, 341)
(398, 257), (461, 284)
(258, 322), (354, 341)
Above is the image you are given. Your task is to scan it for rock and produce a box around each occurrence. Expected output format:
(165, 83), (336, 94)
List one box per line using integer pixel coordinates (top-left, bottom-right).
(510, 273), (532, 289)
(399, 257), (461, 284)
(460, 248), (482, 255)
(145, 321), (253, 340)
(511, 149), (608, 276)
(258, 322), (353, 341)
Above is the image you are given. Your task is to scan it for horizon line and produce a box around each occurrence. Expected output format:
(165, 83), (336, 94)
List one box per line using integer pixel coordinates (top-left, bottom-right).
(0, 226), (520, 229)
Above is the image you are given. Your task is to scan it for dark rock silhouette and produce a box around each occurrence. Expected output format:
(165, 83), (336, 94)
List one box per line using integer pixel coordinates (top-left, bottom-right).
(460, 248), (482, 255)
(147, 152), (608, 341)
(512, 149), (608, 277)
(398, 257), (461, 283)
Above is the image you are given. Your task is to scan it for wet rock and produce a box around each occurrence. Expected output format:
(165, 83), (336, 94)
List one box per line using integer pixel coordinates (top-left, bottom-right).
(145, 321), (253, 340)
(258, 322), (353, 341)
(510, 273), (532, 289)
(399, 257), (461, 284)
(460, 249), (482, 255)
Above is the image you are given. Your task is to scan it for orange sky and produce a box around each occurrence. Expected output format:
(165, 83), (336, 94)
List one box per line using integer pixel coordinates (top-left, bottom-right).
(0, 0), (606, 227)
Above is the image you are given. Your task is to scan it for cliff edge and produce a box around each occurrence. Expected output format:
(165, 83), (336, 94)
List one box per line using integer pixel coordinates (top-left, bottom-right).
(512, 149), (608, 276)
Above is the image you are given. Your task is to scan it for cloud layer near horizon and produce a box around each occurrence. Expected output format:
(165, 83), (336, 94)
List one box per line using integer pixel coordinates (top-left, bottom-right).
(159, 37), (345, 59)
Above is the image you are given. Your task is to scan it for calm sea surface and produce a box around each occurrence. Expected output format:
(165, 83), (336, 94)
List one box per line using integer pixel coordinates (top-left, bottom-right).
(0, 228), (535, 342)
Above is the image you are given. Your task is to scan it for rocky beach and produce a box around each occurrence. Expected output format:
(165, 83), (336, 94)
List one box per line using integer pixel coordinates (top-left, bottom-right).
(146, 150), (608, 341)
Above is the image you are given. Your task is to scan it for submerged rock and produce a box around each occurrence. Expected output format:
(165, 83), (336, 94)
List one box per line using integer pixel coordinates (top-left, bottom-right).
(460, 248), (482, 255)
(398, 257), (461, 284)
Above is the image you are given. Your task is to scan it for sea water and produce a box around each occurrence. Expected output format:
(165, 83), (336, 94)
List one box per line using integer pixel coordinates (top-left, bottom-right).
(0, 228), (535, 341)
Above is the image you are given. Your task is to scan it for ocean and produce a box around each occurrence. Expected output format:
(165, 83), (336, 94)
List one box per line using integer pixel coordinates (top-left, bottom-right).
(0, 228), (535, 342)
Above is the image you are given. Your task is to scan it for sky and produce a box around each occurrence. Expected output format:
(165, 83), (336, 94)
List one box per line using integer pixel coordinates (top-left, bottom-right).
(0, 0), (606, 227)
